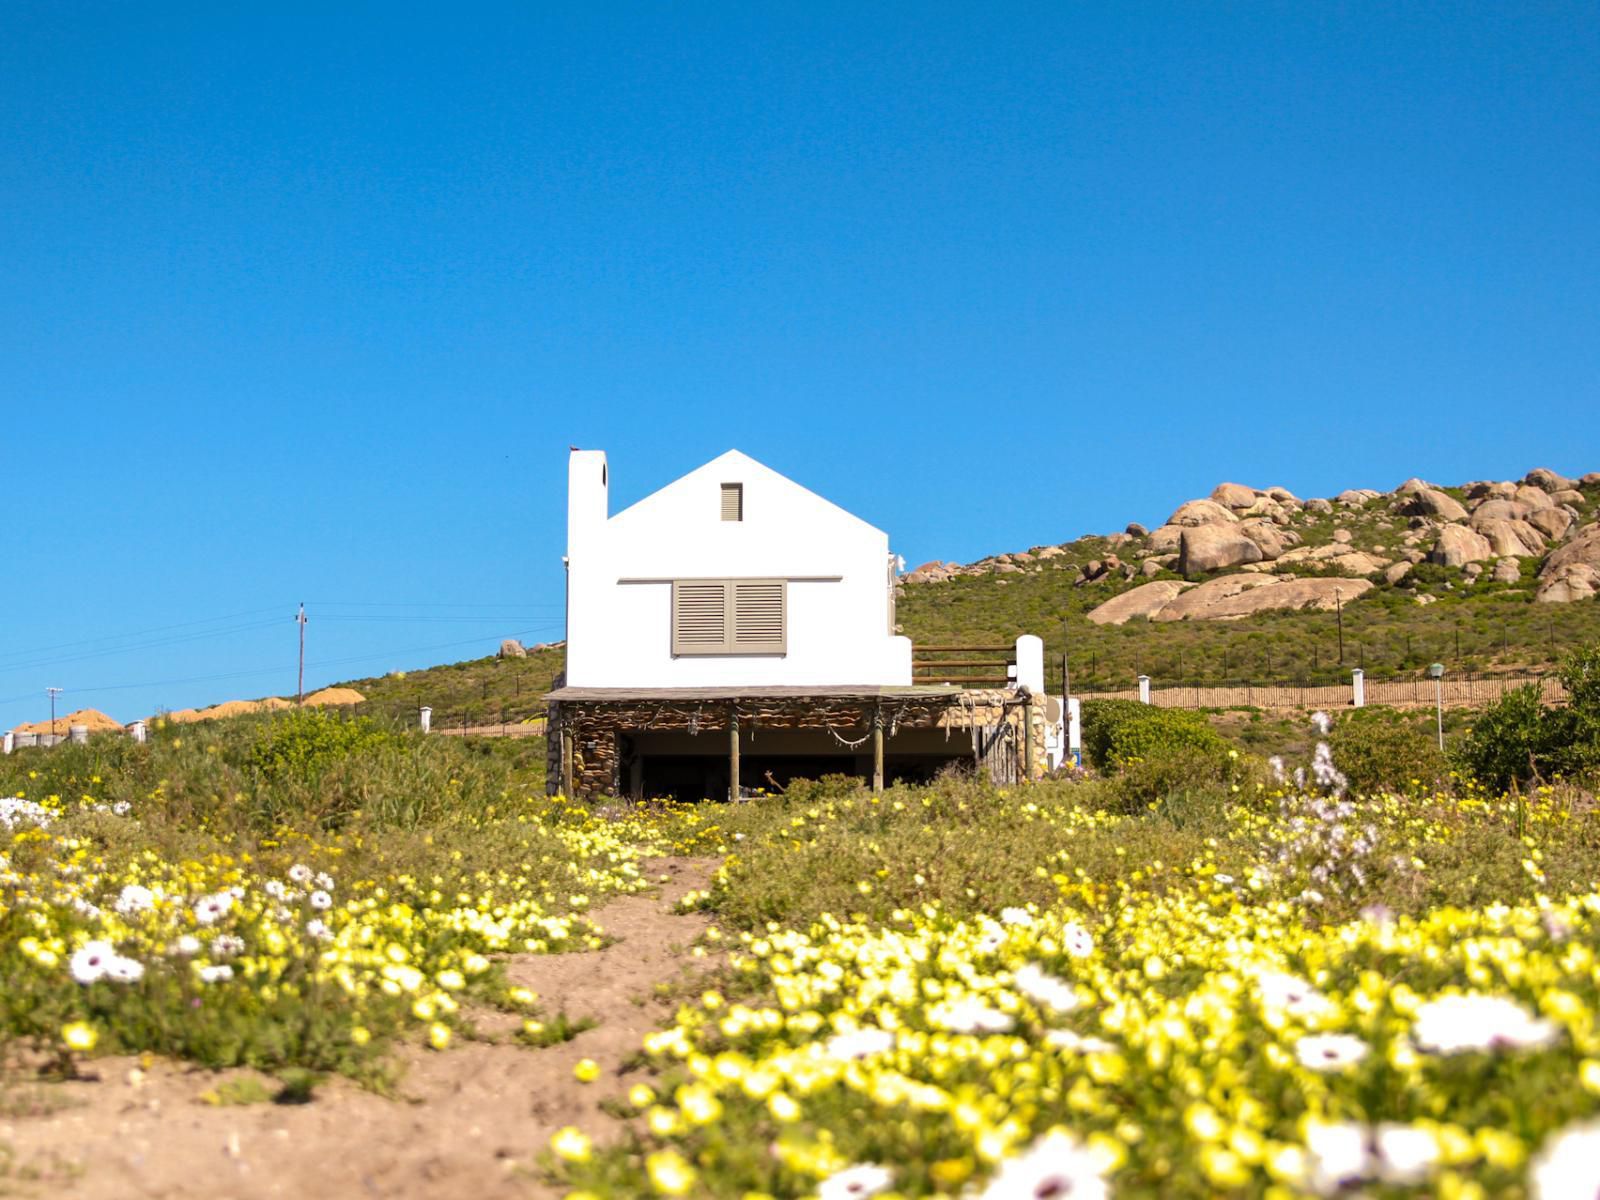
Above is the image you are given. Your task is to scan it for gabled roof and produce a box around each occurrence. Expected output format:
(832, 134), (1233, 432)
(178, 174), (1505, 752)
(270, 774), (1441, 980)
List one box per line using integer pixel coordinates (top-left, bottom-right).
(607, 449), (885, 538)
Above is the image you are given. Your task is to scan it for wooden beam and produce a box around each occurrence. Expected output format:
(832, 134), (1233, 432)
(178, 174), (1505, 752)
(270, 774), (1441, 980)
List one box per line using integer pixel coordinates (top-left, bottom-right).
(560, 722), (574, 798)
(872, 703), (884, 793)
(1023, 698), (1035, 781)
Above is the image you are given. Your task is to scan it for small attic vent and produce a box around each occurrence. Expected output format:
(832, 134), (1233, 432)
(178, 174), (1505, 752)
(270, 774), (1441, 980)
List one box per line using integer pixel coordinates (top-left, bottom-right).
(720, 482), (743, 522)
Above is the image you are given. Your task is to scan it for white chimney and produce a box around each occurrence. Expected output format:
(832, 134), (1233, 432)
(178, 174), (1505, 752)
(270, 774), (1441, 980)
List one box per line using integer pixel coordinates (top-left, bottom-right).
(567, 449), (609, 555)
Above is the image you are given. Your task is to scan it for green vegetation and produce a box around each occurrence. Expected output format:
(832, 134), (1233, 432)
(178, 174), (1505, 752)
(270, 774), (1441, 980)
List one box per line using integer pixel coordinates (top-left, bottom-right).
(898, 487), (1600, 690)
(1453, 644), (1600, 789)
(339, 645), (564, 728)
(0, 707), (545, 833)
(8, 653), (1600, 1199)
(0, 707), (637, 1086)
(1326, 707), (1450, 795)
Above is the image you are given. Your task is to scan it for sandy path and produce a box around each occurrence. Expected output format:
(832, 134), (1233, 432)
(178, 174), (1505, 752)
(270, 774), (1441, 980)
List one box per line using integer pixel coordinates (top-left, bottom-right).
(1, 856), (721, 1200)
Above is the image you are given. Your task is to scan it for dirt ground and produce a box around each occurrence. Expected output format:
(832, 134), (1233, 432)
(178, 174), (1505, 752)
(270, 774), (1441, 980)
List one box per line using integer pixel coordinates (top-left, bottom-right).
(1, 857), (721, 1200)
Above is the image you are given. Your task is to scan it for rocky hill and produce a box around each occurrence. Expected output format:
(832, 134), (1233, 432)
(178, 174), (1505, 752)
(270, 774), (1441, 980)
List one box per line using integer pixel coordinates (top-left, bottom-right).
(907, 467), (1600, 617)
(898, 466), (1600, 687)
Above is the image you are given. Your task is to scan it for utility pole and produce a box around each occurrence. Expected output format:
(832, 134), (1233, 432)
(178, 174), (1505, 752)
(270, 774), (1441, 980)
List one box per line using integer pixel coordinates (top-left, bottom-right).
(1335, 589), (1345, 665)
(46, 687), (63, 739)
(296, 603), (307, 704)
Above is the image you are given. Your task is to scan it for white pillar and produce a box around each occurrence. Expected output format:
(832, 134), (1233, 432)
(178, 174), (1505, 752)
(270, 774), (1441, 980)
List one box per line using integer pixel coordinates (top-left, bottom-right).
(2, 732), (12, 755)
(1067, 697), (1082, 766)
(129, 721), (147, 744)
(1014, 634), (1045, 694)
(69, 724), (88, 745)
(1351, 668), (1365, 709)
(1138, 675), (1151, 704)
(419, 706), (432, 734)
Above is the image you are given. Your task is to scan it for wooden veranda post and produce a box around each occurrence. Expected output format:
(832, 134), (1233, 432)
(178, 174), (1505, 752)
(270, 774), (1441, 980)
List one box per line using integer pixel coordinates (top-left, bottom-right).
(728, 707), (740, 803)
(871, 703), (884, 792)
(560, 717), (574, 798)
(1023, 697), (1035, 780)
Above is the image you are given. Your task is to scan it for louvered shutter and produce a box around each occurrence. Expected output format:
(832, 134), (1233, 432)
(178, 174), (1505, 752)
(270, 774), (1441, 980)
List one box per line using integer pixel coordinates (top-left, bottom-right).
(731, 581), (785, 653)
(671, 582), (727, 654)
(720, 483), (743, 522)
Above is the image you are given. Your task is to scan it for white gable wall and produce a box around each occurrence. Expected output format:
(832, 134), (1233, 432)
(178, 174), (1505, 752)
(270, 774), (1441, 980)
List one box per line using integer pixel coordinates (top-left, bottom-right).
(565, 450), (913, 688)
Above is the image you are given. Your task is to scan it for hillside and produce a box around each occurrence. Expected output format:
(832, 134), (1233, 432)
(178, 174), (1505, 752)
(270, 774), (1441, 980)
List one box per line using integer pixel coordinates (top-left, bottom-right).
(900, 465), (1600, 690)
(337, 642), (565, 728)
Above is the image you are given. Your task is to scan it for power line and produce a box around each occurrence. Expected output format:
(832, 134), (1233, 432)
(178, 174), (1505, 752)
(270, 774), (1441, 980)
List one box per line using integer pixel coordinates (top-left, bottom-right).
(0, 606), (290, 668)
(0, 618), (287, 677)
(315, 615), (559, 624)
(304, 600), (562, 609)
(9, 623), (565, 699)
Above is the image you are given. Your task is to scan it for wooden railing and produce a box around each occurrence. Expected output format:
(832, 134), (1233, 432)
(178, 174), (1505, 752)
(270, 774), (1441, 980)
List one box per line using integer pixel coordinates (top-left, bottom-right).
(912, 645), (1016, 687)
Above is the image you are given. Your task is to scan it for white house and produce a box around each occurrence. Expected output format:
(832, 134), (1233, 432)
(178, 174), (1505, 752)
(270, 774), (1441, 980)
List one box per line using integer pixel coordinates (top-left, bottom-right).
(547, 448), (1055, 801)
(564, 448), (914, 688)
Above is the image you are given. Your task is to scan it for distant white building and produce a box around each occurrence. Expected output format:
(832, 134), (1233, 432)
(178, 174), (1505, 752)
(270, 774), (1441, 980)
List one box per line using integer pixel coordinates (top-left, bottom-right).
(564, 448), (913, 688)
(548, 448), (1055, 801)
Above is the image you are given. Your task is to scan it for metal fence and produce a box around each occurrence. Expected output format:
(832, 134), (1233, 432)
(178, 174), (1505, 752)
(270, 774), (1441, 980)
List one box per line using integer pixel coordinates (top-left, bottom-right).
(1072, 671), (1565, 713)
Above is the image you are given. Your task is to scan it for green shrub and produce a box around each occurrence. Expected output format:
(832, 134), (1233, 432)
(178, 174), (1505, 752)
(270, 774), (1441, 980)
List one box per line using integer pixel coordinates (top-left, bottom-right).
(1453, 684), (1557, 791)
(1453, 643), (1600, 789)
(1079, 699), (1148, 770)
(1330, 708), (1448, 795)
(1081, 700), (1226, 772)
(1109, 746), (1237, 816)
(245, 709), (395, 783)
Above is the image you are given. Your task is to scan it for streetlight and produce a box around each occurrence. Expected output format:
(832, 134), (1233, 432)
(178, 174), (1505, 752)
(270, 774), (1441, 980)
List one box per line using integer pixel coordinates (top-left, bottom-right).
(1427, 662), (1445, 750)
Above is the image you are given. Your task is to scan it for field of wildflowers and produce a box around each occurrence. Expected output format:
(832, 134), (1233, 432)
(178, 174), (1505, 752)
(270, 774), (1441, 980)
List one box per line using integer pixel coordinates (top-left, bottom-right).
(0, 711), (712, 1090)
(552, 727), (1600, 1199)
(5, 702), (1600, 1199)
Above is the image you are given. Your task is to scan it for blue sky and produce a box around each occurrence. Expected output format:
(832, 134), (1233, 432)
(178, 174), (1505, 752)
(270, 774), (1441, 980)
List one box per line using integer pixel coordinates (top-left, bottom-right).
(3, 2), (1598, 728)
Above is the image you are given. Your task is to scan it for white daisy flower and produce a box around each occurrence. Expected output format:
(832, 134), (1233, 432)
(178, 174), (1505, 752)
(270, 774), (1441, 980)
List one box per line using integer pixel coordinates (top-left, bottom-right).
(929, 997), (1013, 1035)
(1045, 1029), (1117, 1055)
(1257, 972), (1335, 1020)
(264, 879), (289, 900)
(1014, 964), (1081, 1014)
(1295, 1033), (1369, 1072)
(823, 1028), (895, 1061)
(978, 1130), (1108, 1200)
(111, 800), (132, 816)
(209, 934), (245, 959)
(192, 891), (234, 926)
(1061, 924), (1095, 958)
(171, 934), (202, 957)
(105, 955), (145, 983)
(1374, 1123), (1439, 1185)
(1305, 1120), (1370, 1196)
(314, 872), (335, 892)
(70, 940), (118, 984)
(975, 928), (1007, 955)
(1529, 1119), (1600, 1200)
(287, 863), (313, 884)
(306, 918), (333, 941)
(114, 884), (155, 917)
(818, 1163), (893, 1200)
(309, 889), (333, 911)
(198, 964), (234, 983)
(1412, 993), (1559, 1055)
(1000, 906), (1035, 927)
